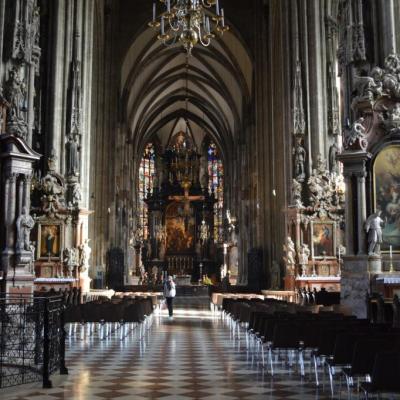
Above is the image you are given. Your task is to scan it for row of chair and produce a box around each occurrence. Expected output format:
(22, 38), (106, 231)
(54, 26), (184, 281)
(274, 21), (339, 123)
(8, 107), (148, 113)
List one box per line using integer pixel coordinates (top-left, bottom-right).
(64, 297), (154, 340)
(368, 293), (400, 328)
(35, 287), (82, 306)
(298, 288), (341, 306)
(221, 297), (400, 399)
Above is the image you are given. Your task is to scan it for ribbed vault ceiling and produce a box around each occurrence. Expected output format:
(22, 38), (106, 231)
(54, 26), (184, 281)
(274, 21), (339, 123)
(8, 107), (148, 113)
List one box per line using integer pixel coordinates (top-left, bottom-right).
(121, 24), (253, 161)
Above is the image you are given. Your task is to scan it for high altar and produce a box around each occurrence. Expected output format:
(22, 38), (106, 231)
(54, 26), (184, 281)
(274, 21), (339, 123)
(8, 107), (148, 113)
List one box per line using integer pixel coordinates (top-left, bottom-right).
(141, 131), (218, 283)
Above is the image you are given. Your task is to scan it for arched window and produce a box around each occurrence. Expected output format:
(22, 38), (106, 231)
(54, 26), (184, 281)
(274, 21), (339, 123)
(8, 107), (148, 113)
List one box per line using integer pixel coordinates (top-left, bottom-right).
(208, 141), (224, 242)
(138, 143), (155, 239)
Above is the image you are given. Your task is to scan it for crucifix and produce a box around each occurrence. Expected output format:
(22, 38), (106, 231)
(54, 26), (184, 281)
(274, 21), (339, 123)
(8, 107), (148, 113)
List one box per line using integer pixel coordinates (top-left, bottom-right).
(168, 178), (204, 230)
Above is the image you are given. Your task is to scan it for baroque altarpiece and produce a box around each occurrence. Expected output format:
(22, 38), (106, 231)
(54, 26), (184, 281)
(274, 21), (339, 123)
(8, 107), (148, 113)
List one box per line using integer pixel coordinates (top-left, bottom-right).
(134, 131), (223, 285)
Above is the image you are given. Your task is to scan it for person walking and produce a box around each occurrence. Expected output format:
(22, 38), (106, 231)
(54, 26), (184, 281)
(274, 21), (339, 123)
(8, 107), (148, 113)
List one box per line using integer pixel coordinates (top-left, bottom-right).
(163, 275), (176, 318)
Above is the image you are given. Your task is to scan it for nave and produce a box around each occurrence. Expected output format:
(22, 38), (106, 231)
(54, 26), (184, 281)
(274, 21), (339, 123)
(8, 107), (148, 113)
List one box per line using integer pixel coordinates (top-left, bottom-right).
(3, 307), (389, 400)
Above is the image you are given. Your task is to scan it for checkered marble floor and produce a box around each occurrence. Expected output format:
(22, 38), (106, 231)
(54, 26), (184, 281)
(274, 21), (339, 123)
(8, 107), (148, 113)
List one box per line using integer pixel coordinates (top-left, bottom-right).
(1, 310), (391, 400)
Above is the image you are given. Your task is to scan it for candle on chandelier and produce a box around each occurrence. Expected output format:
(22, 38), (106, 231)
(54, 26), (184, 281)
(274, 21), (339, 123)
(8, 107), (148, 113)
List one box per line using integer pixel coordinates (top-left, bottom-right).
(206, 16), (210, 33)
(216, 0), (220, 15)
(221, 8), (225, 26)
(153, 2), (156, 21)
(167, 0), (171, 13)
(161, 16), (165, 35)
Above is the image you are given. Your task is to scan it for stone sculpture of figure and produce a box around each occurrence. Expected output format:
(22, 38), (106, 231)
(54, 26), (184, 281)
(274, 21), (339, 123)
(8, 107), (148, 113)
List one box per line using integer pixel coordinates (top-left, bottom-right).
(353, 74), (383, 102)
(298, 244), (311, 276)
(66, 135), (79, 176)
(365, 211), (386, 256)
(284, 237), (296, 266)
(292, 178), (303, 207)
(16, 206), (35, 251)
(344, 117), (367, 150)
(270, 260), (281, 290)
(79, 239), (91, 272)
(329, 141), (339, 174)
(72, 182), (82, 204)
(5, 66), (26, 122)
(63, 247), (77, 277)
(293, 137), (307, 182)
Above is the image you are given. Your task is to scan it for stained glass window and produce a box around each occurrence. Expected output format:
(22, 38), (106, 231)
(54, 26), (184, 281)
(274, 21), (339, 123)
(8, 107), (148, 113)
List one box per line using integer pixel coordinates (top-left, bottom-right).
(138, 143), (155, 239)
(208, 141), (224, 242)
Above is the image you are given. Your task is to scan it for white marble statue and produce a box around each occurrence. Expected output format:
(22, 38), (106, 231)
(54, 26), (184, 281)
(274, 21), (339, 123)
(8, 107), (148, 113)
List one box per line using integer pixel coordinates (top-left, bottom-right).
(298, 243), (310, 276)
(283, 236), (296, 265)
(79, 239), (91, 272)
(365, 211), (386, 256)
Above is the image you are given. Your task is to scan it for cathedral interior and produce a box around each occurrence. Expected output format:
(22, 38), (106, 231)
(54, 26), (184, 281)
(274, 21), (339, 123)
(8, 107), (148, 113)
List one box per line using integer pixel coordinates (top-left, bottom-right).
(2, 0), (400, 399)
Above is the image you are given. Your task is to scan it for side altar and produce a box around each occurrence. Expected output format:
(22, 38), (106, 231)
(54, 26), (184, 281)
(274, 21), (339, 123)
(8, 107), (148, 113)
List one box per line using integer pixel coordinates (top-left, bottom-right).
(30, 154), (93, 292)
(283, 155), (345, 292)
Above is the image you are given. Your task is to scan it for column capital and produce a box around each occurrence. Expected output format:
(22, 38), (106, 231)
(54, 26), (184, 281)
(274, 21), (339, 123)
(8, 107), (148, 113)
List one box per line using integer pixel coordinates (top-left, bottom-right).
(354, 171), (367, 179)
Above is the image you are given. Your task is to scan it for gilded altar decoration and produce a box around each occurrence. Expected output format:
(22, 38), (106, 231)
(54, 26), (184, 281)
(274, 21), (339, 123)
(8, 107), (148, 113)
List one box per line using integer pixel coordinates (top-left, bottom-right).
(166, 202), (195, 253)
(373, 145), (400, 251)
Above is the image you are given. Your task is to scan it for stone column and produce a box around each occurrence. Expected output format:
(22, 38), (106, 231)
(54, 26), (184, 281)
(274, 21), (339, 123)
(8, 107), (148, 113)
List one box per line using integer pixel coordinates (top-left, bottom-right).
(17, 177), (24, 217)
(27, 64), (36, 147)
(23, 175), (32, 209)
(344, 173), (354, 255)
(356, 172), (367, 255)
(6, 174), (17, 251)
(380, 0), (397, 56)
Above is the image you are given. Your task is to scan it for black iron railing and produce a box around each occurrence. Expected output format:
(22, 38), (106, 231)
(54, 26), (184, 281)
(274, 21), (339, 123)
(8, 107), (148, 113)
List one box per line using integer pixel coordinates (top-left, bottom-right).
(0, 295), (68, 389)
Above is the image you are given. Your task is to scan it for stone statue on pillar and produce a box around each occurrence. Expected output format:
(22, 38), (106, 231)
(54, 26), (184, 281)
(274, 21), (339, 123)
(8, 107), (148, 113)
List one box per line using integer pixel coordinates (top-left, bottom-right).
(4, 66), (28, 139)
(66, 135), (80, 177)
(16, 206), (35, 252)
(293, 136), (306, 183)
(365, 211), (386, 256)
(329, 141), (339, 175)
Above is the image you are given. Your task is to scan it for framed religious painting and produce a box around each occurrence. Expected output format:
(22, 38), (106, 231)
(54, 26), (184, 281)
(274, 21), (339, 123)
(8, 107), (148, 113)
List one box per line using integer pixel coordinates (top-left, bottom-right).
(310, 221), (336, 259)
(37, 222), (63, 260)
(373, 145), (400, 252)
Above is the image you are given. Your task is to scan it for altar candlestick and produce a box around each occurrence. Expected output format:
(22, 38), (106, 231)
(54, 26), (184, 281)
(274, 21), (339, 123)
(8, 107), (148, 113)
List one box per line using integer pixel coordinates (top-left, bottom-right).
(390, 245), (393, 259)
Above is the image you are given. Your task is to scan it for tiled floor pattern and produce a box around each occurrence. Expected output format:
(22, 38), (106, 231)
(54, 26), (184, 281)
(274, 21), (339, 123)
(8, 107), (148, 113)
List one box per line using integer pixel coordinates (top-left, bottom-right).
(1, 310), (388, 399)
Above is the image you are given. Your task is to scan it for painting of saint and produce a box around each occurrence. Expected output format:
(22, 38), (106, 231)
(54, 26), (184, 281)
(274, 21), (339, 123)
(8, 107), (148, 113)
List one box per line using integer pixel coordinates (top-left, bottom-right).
(312, 222), (335, 258)
(374, 145), (400, 251)
(40, 224), (61, 258)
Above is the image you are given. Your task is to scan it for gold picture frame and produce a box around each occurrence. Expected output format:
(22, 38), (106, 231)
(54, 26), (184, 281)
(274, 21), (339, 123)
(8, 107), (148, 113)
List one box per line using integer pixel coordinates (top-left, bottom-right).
(311, 221), (336, 259)
(373, 145), (400, 252)
(37, 222), (63, 260)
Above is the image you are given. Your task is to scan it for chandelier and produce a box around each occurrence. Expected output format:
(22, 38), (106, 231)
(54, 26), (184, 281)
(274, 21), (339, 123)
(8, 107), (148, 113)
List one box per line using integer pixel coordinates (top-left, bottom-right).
(149, 0), (229, 55)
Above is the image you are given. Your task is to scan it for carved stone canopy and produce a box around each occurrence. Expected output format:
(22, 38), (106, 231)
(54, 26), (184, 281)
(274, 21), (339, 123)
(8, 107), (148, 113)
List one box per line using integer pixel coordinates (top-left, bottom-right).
(0, 133), (41, 177)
